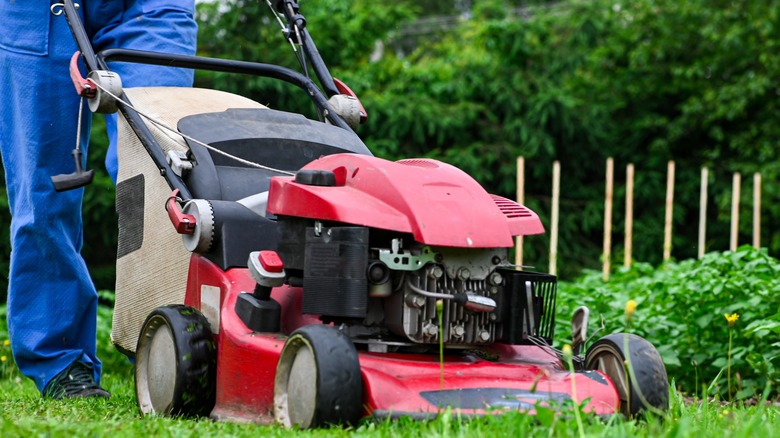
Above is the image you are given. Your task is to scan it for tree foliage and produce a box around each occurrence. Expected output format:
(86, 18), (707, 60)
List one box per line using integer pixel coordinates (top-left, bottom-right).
(1, 0), (780, 297)
(342, 0), (780, 276)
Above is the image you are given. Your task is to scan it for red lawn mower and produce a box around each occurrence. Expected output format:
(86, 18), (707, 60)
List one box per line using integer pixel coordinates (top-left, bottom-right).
(59, 0), (668, 427)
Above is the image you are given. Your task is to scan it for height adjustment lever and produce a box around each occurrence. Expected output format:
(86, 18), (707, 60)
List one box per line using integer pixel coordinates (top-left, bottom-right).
(165, 189), (196, 234)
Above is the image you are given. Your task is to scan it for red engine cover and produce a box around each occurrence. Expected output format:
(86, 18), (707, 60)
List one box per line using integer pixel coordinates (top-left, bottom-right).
(267, 154), (543, 248)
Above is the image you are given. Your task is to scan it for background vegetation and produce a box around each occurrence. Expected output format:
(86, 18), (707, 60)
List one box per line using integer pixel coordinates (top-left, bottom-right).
(557, 245), (780, 401)
(2, 0), (780, 294)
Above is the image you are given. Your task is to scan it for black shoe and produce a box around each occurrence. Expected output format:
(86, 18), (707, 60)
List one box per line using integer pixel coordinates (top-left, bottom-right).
(43, 361), (111, 400)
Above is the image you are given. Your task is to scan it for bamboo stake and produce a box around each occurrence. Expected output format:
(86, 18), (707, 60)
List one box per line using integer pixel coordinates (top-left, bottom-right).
(698, 167), (708, 259)
(603, 158), (614, 281)
(624, 163), (634, 268)
(549, 161), (560, 276)
(515, 157), (524, 267)
(753, 172), (761, 249)
(663, 161), (675, 261)
(730, 172), (741, 251)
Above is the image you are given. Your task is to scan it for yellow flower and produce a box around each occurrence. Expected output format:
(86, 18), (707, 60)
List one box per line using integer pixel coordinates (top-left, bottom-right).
(562, 343), (573, 360)
(625, 299), (637, 320)
(0, 356), (6, 362)
(725, 313), (739, 328)
(3, 339), (9, 346)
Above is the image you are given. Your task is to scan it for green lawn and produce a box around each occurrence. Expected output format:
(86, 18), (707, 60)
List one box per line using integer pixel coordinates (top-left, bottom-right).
(1, 368), (779, 437)
(1, 301), (778, 436)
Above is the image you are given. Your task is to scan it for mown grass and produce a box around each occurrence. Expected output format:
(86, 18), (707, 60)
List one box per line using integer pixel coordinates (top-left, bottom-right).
(1, 370), (779, 437)
(2, 321), (780, 438)
(0, 306), (779, 436)
(2, 247), (780, 437)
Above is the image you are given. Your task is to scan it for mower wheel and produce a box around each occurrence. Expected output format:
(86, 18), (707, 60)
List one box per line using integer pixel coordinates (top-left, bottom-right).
(584, 333), (668, 417)
(274, 324), (363, 428)
(135, 305), (216, 417)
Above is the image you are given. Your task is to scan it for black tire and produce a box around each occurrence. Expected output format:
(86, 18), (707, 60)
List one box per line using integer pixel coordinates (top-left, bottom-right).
(135, 305), (217, 417)
(274, 324), (363, 428)
(585, 333), (668, 417)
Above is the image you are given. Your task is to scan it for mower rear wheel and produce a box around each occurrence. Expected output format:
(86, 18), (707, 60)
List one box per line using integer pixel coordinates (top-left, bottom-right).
(135, 305), (217, 417)
(584, 333), (668, 417)
(274, 324), (363, 428)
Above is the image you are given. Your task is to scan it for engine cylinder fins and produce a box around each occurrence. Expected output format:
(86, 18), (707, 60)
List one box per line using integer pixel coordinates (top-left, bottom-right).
(385, 265), (499, 345)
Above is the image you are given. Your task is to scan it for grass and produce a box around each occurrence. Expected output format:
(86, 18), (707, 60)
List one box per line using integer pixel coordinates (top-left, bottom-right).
(1, 371), (780, 437)
(1, 303), (779, 436)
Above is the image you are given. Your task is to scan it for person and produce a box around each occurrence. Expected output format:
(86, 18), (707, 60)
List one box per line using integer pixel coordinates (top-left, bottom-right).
(0, 1), (197, 399)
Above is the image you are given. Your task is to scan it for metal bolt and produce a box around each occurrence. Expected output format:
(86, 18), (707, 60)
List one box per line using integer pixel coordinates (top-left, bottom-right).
(489, 313), (497, 321)
(479, 330), (491, 342)
(489, 272), (503, 286)
(457, 267), (471, 281)
(452, 325), (465, 337)
(405, 293), (426, 308)
(431, 265), (444, 279)
(423, 323), (439, 336)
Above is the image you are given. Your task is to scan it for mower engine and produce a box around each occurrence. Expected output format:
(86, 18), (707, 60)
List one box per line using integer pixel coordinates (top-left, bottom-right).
(276, 217), (557, 351)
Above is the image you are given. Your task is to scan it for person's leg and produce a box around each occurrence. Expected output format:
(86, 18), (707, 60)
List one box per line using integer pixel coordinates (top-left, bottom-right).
(88, 0), (198, 182)
(0, 3), (100, 393)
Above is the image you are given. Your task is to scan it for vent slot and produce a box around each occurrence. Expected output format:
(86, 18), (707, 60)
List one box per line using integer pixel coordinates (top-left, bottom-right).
(492, 195), (533, 218)
(397, 159), (440, 169)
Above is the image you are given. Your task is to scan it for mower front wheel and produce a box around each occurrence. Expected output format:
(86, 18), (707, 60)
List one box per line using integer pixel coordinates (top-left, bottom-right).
(135, 305), (217, 417)
(584, 333), (668, 417)
(274, 324), (363, 428)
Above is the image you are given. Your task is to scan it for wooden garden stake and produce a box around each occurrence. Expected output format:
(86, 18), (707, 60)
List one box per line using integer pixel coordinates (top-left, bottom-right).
(515, 156), (524, 267)
(549, 161), (560, 276)
(698, 167), (708, 259)
(753, 172), (761, 249)
(624, 163), (634, 268)
(603, 158), (614, 281)
(731, 172), (741, 251)
(663, 161), (675, 261)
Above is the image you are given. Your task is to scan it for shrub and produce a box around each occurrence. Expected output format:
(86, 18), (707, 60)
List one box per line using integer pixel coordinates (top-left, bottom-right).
(557, 245), (780, 399)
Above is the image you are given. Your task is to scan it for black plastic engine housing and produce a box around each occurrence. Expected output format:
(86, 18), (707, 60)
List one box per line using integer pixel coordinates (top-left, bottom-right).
(302, 226), (369, 319)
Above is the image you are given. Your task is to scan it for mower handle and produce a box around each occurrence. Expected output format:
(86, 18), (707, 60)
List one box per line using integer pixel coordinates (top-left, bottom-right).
(97, 49), (351, 131)
(58, 1), (107, 72)
(272, 0), (340, 97)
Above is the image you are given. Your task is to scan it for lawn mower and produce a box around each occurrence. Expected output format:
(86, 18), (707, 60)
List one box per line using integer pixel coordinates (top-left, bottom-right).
(57, 0), (668, 427)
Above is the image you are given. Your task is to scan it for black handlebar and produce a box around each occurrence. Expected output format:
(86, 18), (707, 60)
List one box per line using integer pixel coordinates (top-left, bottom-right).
(55, 0), (354, 198)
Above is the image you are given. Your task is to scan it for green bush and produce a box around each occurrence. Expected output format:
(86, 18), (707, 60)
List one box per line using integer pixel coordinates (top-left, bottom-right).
(557, 245), (780, 399)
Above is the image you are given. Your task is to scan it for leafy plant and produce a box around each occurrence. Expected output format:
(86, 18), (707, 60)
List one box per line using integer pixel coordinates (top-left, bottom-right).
(557, 245), (780, 399)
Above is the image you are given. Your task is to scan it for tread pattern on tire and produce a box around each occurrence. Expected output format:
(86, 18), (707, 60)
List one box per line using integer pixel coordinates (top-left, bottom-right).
(136, 304), (217, 417)
(278, 324), (363, 428)
(585, 333), (669, 417)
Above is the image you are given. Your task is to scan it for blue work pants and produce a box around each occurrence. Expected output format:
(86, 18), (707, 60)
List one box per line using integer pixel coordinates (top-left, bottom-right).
(0, 0), (196, 393)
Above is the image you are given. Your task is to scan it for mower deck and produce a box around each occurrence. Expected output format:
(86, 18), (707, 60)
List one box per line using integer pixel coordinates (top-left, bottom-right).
(185, 256), (618, 423)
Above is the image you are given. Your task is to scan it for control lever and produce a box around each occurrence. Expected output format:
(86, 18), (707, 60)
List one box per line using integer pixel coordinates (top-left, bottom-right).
(51, 94), (94, 192)
(51, 148), (94, 192)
